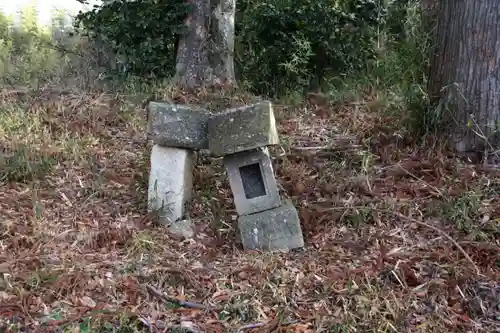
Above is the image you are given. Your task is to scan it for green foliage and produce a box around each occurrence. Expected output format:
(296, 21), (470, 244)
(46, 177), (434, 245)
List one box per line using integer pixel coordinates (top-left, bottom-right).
(0, 6), (81, 87)
(362, 0), (432, 134)
(431, 190), (499, 241)
(237, 0), (386, 95)
(0, 145), (56, 184)
(74, 0), (190, 78)
(385, 0), (411, 41)
(444, 192), (482, 233)
(75, 0), (387, 95)
(0, 12), (12, 40)
(2, 0), (432, 139)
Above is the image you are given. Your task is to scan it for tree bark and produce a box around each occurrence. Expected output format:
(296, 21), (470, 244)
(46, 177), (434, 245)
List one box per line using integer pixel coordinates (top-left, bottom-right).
(210, 0), (236, 85)
(173, 0), (236, 89)
(429, 0), (500, 164)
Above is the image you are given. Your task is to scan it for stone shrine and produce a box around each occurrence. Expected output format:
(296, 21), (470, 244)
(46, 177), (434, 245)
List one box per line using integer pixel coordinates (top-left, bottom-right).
(147, 100), (304, 251)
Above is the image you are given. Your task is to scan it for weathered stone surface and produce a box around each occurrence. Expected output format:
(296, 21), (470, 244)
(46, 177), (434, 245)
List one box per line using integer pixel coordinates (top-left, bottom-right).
(223, 147), (280, 216)
(238, 202), (304, 251)
(208, 101), (279, 156)
(168, 219), (195, 239)
(148, 102), (212, 149)
(148, 145), (193, 225)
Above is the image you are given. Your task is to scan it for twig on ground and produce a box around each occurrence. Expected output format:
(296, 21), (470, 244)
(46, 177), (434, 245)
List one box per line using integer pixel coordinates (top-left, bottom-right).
(393, 212), (481, 275)
(393, 163), (444, 197)
(146, 284), (222, 311)
(292, 144), (359, 152)
(292, 145), (329, 151)
(321, 206), (481, 275)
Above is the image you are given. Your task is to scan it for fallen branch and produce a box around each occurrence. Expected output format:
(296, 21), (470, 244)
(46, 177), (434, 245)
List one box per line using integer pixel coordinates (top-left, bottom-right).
(146, 284), (222, 311)
(393, 212), (481, 275)
(292, 145), (329, 151)
(292, 143), (360, 152)
(321, 206), (481, 275)
(146, 284), (300, 332)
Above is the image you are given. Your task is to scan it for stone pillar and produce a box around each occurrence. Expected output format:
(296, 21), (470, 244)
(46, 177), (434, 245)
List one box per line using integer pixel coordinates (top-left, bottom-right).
(147, 102), (212, 238)
(148, 145), (193, 224)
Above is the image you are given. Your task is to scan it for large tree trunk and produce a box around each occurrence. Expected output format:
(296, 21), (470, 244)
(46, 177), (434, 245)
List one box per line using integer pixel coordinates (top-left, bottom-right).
(173, 0), (236, 89)
(429, 1), (500, 164)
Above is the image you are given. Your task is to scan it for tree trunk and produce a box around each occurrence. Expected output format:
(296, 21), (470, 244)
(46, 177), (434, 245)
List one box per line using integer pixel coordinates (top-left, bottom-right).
(173, 0), (236, 89)
(210, 0), (236, 85)
(429, 0), (500, 164)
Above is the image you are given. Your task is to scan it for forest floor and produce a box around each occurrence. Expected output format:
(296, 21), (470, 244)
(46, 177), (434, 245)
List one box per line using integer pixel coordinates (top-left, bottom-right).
(0, 87), (499, 333)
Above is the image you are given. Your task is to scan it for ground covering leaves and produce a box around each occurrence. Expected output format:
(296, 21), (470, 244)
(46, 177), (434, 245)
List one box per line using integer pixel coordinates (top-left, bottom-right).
(0, 87), (498, 332)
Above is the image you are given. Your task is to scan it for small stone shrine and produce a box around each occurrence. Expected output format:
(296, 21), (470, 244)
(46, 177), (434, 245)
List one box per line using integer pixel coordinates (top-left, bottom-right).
(147, 101), (304, 251)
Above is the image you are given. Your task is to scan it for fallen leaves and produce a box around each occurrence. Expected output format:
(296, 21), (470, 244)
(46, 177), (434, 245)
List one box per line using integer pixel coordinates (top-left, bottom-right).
(0, 88), (498, 333)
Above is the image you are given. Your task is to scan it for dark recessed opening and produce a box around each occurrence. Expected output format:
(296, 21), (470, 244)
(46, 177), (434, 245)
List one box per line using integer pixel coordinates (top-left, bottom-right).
(239, 163), (266, 199)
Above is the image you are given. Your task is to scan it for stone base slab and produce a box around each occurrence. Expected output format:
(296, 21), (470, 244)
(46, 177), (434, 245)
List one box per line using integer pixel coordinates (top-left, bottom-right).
(238, 203), (304, 251)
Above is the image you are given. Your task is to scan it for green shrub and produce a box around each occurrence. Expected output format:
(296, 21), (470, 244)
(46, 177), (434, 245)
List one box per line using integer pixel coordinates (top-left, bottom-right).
(75, 0), (387, 95)
(1, 0), (431, 137)
(74, 0), (189, 79)
(236, 0), (386, 96)
(0, 8), (66, 87)
(372, 0), (432, 135)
